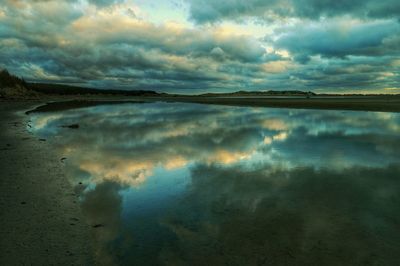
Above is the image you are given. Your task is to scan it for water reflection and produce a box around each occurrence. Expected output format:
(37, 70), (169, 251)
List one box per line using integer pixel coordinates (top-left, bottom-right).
(29, 102), (400, 265)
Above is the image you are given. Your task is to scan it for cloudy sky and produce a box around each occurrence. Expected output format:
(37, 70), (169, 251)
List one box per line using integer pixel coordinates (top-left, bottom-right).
(0, 0), (399, 93)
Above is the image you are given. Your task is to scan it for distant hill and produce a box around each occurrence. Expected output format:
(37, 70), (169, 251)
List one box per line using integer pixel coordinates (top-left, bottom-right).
(200, 90), (316, 97)
(29, 83), (163, 97)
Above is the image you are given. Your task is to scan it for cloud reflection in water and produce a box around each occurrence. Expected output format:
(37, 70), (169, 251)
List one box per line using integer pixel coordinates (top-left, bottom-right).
(29, 102), (400, 265)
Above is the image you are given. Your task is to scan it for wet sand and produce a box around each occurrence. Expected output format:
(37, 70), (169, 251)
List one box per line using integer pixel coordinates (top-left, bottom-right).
(0, 100), (92, 265)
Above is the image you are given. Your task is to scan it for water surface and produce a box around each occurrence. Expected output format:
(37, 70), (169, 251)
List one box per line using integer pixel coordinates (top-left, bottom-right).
(29, 102), (400, 265)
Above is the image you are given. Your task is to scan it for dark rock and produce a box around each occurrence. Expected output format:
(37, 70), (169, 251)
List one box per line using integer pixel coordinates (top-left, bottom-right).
(61, 124), (79, 129)
(92, 224), (105, 228)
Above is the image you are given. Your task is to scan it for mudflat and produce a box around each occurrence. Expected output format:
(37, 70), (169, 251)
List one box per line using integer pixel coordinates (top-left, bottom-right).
(0, 100), (92, 265)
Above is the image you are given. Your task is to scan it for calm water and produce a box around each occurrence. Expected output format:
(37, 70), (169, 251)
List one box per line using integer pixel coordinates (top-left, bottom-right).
(29, 102), (400, 265)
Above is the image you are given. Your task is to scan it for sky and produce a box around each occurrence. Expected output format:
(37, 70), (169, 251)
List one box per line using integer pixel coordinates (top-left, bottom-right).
(0, 0), (399, 93)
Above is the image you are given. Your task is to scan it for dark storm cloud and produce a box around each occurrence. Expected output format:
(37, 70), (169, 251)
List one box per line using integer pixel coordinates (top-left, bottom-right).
(274, 20), (400, 60)
(70, 18), (268, 64)
(187, 0), (400, 23)
(87, 0), (124, 7)
(0, 0), (399, 92)
(285, 56), (400, 92)
(0, 1), (275, 91)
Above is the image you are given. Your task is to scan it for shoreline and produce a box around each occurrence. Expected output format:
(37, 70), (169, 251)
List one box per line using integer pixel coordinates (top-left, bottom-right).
(24, 95), (400, 114)
(0, 100), (92, 265)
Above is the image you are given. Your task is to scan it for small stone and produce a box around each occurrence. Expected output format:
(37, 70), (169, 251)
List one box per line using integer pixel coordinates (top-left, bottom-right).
(92, 224), (104, 228)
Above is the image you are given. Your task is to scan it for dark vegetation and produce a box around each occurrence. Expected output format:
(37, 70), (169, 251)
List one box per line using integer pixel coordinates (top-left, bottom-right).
(0, 69), (162, 97)
(0, 69), (28, 88)
(28, 83), (163, 97)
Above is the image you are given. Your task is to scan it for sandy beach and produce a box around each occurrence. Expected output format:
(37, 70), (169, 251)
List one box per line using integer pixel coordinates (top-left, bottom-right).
(0, 100), (92, 265)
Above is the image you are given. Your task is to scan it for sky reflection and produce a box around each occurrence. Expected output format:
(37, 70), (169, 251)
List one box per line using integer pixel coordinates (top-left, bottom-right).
(29, 102), (400, 265)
